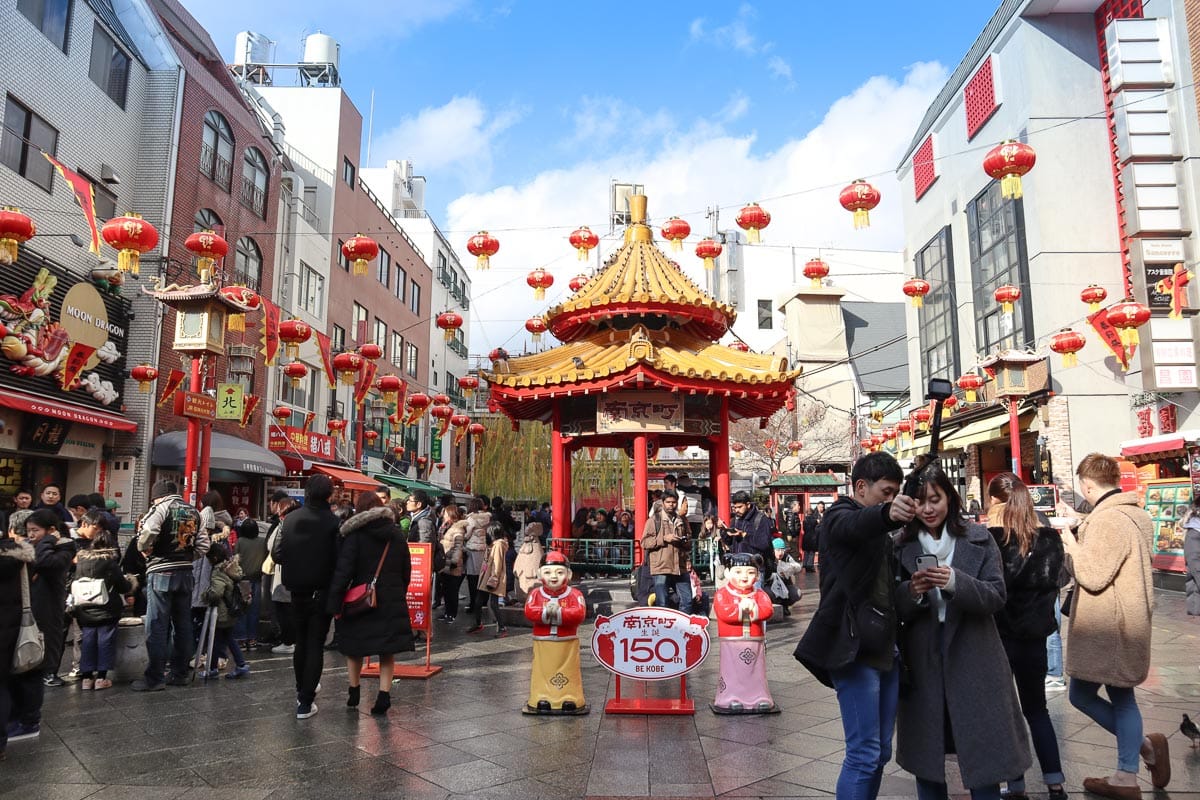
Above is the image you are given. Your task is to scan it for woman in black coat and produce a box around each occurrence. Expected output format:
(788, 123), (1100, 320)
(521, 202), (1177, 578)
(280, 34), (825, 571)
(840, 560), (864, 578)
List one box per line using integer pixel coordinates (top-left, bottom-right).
(327, 492), (413, 715)
(0, 533), (35, 758)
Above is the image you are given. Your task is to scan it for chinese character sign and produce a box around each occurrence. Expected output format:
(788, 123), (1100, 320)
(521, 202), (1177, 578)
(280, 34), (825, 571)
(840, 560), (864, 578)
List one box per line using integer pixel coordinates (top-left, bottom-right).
(591, 607), (710, 680)
(597, 391), (685, 434)
(216, 383), (244, 420)
(407, 543), (433, 633)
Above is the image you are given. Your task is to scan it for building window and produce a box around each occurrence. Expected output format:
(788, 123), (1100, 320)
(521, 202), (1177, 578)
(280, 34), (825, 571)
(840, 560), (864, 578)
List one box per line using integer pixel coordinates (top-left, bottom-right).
(394, 265), (407, 300)
(410, 280), (420, 315)
(280, 368), (317, 410)
(405, 342), (418, 378)
(342, 157), (355, 188)
(967, 181), (1032, 355)
(194, 207), (223, 232)
(373, 318), (387, 350)
(85, 173), (116, 221)
(1, 96), (58, 192)
(200, 110), (234, 190)
(337, 239), (350, 271)
(391, 332), (404, 367)
(298, 262), (324, 315)
(377, 247), (391, 288)
(232, 237), (262, 291)
(915, 226), (959, 386)
(331, 324), (345, 352)
(240, 147), (269, 218)
(88, 23), (129, 108)
(352, 303), (368, 344)
(756, 299), (772, 330)
(17, 0), (70, 51)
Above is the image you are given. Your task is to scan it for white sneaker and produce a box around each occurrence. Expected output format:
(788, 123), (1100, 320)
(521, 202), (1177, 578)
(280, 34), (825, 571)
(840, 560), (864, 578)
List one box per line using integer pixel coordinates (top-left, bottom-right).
(271, 643), (295, 654)
(1045, 676), (1066, 691)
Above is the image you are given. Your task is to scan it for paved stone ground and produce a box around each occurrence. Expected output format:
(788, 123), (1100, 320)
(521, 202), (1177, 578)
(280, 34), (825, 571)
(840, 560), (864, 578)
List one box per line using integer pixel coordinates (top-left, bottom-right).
(3, 573), (1199, 799)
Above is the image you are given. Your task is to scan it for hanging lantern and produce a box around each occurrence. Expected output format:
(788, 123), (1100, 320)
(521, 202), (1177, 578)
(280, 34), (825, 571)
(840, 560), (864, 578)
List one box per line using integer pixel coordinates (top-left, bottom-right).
(430, 404), (454, 438)
(435, 310), (464, 342)
(995, 284), (1021, 315)
(272, 406), (292, 424)
(406, 393), (432, 424)
(787, 440), (803, 456)
(957, 373), (985, 403)
(331, 351), (363, 384)
(896, 419), (913, 442)
(327, 419), (347, 440)
(839, 179), (881, 229)
(729, 341), (750, 352)
(184, 229), (228, 283)
(903, 278), (931, 308)
(913, 407), (932, 431)
(130, 364), (159, 393)
(1050, 328), (1087, 367)
(393, 445), (406, 457)
(695, 238), (723, 270)
(942, 394), (958, 418)
(416, 455), (428, 469)
(450, 413), (470, 429)
(859, 438), (874, 452)
(526, 316), (548, 344)
(101, 213), (159, 275)
(983, 139), (1037, 199)
(568, 274), (589, 292)
(468, 422), (486, 450)
(376, 374), (403, 404)
(342, 234), (379, 276)
(282, 361), (308, 388)
(660, 216), (691, 251)
(457, 375), (479, 398)
(364, 430), (380, 444)
(803, 257), (830, 288)
(568, 226), (600, 261)
(0, 207), (36, 265)
(359, 342), (383, 361)
(1080, 284), (1107, 312)
(735, 202), (771, 244)
(278, 319), (312, 360)
(466, 230), (499, 270)
(435, 462), (446, 472)
(1106, 299), (1151, 349)
(218, 285), (260, 332)
(730, 441), (745, 454)
(527, 267), (554, 300)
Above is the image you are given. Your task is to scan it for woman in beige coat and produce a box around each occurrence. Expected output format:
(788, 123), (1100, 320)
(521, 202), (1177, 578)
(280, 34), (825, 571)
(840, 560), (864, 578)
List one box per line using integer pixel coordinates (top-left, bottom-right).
(1061, 454), (1170, 800)
(467, 522), (509, 637)
(435, 506), (468, 623)
(511, 522), (545, 602)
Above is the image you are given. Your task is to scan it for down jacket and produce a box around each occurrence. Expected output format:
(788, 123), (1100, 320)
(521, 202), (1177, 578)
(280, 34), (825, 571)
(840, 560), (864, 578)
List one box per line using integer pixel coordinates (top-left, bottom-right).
(71, 547), (131, 627)
(327, 507), (414, 657)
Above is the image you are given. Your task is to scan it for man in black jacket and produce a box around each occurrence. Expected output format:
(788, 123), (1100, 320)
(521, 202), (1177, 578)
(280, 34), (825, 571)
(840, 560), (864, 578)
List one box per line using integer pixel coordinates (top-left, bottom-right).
(271, 474), (340, 719)
(723, 491), (775, 573)
(794, 452), (915, 800)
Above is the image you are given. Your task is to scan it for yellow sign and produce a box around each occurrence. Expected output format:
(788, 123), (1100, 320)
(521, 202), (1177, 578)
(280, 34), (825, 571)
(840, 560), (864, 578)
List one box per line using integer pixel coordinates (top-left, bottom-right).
(216, 383), (244, 420)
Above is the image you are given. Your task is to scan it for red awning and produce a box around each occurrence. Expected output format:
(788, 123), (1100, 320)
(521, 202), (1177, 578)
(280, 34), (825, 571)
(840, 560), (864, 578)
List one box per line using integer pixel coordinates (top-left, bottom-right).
(0, 388), (137, 432)
(310, 463), (378, 493)
(1121, 435), (1185, 458)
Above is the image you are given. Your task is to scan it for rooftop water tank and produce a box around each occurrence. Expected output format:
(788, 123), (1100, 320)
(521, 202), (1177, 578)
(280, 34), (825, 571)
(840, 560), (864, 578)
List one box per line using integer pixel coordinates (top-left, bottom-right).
(302, 32), (339, 70)
(232, 31), (274, 66)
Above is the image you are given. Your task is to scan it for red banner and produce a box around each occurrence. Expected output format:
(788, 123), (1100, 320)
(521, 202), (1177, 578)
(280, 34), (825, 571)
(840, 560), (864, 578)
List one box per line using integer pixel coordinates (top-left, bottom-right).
(42, 153), (102, 256)
(260, 299), (281, 366)
(302, 411), (316, 433)
(157, 368), (186, 406)
(453, 424), (468, 448)
(406, 543), (433, 633)
(1088, 308), (1131, 369)
(58, 342), (96, 390)
(268, 424), (335, 460)
(314, 331), (336, 389)
(240, 394), (260, 428)
(355, 359), (377, 407)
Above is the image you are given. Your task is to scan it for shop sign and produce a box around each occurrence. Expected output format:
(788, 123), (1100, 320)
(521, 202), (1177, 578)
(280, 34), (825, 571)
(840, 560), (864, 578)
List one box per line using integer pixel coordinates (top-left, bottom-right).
(19, 418), (72, 454)
(1154, 365), (1198, 389)
(268, 424), (334, 460)
(1141, 239), (1185, 263)
(174, 391), (216, 419)
(407, 543), (433, 633)
(1145, 263), (1178, 309)
(228, 484), (251, 516)
(215, 383), (244, 420)
(597, 392), (685, 434)
(431, 436), (442, 462)
(591, 607), (710, 681)
(1152, 340), (1195, 365)
(1026, 484), (1057, 514)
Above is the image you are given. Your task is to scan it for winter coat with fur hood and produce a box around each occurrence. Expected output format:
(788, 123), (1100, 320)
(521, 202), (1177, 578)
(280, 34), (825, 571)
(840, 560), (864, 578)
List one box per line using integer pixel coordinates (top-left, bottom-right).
(0, 537), (35, 680)
(327, 507), (414, 656)
(72, 547), (131, 627)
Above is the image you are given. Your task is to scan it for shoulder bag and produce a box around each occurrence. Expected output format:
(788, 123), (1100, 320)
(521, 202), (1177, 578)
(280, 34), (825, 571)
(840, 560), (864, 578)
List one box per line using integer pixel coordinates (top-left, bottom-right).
(13, 564), (45, 674)
(70, 576), (110, 608)
(341, 541), (391, 618)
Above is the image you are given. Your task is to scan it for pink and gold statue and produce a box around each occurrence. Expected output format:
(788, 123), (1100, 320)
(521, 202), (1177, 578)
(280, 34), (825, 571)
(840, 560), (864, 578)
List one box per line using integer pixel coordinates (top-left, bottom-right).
(523, 550), (589, 714)
(712, 552), (779, 714)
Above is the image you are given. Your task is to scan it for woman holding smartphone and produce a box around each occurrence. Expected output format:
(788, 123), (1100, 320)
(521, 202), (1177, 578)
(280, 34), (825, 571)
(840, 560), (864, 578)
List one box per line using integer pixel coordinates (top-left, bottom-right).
(894, 465), (1030, 800)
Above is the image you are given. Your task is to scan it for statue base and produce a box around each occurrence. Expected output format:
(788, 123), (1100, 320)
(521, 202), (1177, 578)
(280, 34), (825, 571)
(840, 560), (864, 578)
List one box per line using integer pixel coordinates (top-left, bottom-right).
(522, 701), (590, 716)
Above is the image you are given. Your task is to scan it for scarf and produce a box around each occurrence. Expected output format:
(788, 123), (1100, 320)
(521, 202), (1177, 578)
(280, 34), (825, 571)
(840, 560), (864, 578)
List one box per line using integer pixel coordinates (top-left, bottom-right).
(918, 526), (957, 623)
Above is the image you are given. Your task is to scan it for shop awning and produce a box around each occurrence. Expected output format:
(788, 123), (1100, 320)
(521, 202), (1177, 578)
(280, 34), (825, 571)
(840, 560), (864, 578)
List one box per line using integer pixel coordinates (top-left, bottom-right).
(0, 387), (137, 432)
(152, 430), (285, 476)
(310, 463), (378, 492)
(374, 473), (444, 497)
(1120, 430), (1198, 458)
(942, 415), (1009, 450)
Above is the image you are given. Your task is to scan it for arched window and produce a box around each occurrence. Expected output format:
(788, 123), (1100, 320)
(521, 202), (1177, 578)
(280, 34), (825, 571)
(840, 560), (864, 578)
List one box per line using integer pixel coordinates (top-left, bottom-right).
(200, 110), (234, 189)
(233, 236), (262, 291)
(241, 147), (269, 218)
(193, 208), (223, 233)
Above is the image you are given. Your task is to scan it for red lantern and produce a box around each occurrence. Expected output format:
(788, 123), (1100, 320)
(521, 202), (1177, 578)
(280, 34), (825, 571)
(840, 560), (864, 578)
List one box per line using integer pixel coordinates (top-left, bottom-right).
(903, 278), (931, 308)
(995, 284), (1021, 315)
(430, 403), (454, 439)
(883, 428), (897, 443)
(735, 202), (771, 244)
(435, 462), (446, 472)
(942, 394), (958, 418)
(342, 234), (379, 276)
(278, 319), (312, 360)
(1106, 300), (1151, 349)
(787, 440), (803, 455)
(0, 207), (35, 264)
(130, 364), (159, 393)
(430, 394), (449, 407)
(897, 419), (913, 443)
(468, 422), (486, 436)
(184, 229), (228, 281)
(860, 438), (874, 452)
(331, 351), (363, 384)
(660, 216), (691, 252)
(1050, 328), (1087, 367)
(282, 361), (308, 388)
(435, 310), (464, 342)
(526, 316), (548, 344)
(730, 441), (745, 453)
(327, 419), (347, 439)
(364, 430), (379, 444)
(466, 230), (499, 270)
(416, 455), (428, 468)
(803, 257), (830, 288)
(983, 139), (1036, 199)
(695, 238), (723, 271)
(219, 285), (259, 332)
(457, 375), (479, 397)
(272, 406), (292, 423)
(729, 341), (750, 352)
(450, 413), (470, 429)
(871, 434), (886, 447)
(913, 407), (932, 431)
(406, 393), (432, 425)
(393, 445), (406, 457)
(839, 180), (881, 229)
(376, 374), (403, 403)
(568, 226), (600, 261)
(488, 347), (508, 363)
(957, 373), (984, 403)
(527, 267), (554, 300)
(1080, 284), (1107, 312)
(101, 213), (159, 275)
(359, 343), (383, 361)
(568, 274), (589, 292)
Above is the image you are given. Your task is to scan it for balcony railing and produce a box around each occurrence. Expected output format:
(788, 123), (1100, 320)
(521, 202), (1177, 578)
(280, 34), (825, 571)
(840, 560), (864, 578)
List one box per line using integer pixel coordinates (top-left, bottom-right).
(240, 176), (267, 218)
(448, 338), (468, 359)
(200, 143), (232, 190)
(227, 268), (261, 292)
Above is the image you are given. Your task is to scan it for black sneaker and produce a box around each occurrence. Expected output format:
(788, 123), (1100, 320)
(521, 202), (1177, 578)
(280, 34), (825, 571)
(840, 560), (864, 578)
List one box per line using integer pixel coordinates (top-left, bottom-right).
(296, 700), (318, 720)
(6, 722), (39, 741)
(42, 674), (64, 688)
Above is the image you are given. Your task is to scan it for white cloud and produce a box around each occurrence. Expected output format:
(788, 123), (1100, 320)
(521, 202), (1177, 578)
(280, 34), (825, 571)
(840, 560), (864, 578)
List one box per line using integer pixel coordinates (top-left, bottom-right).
(447, 62), (950, 355)
(720, 92), (751, 121)
(688, 18), (706, 40)
(767, 56), (793, 81)
(371, 96), (523, 188)
(568, 97), (675, 152)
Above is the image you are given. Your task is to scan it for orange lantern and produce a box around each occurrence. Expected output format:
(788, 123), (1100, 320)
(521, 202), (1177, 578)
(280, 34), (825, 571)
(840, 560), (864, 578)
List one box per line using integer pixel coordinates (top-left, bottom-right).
(660, 216), (691, 251)
(568, 226), (600, 261)
(376, 374), (403, 404)
(282, 361), (308, 388)
(1080, 284), (1107, 312)
(359, 343), (383, 361)
(903, 278), (931, 308)
(839, 179), (881, 229)
(457, 375), (479, 397)
(1050, 328), (1086, 367)
(331, 351), (363, 384)
(695, 238), (723, 270)
(995, 284), (1021, 315)
(342, 234), (379, 276)
(526, 316), (547, 344)
(101, 213), (159, 275)
(466, 230), (499, 270)
(436, 310), (464, 342)
(803, 257), (829, 288)
(1106, 299), (1151, 348)
(956, 373), (984, 403)
(527, 267), (554, 300)
(0, 207), (36, 265)
(278, 319), (312, 360)
(272, 406), (292, 423)
(130, 364), (158, 393)
(983, 139), (1037, 199)
(735, 202), (771, 244)
(568, 274), (589, 292)
(184, 229), (228, 282)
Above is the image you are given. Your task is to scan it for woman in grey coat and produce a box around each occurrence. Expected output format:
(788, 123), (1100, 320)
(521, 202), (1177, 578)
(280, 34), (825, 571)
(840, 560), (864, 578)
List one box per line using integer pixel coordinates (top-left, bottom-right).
(894, 466), (1030, 800)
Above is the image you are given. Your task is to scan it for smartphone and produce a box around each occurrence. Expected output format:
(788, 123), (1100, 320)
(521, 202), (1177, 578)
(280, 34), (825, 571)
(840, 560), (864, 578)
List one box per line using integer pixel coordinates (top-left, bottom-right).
(915, 554), (939, 573)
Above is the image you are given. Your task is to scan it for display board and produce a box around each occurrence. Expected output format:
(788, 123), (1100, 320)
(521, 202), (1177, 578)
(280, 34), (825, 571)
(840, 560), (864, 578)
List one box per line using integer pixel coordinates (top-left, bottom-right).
(1143, 478), (1192, 573)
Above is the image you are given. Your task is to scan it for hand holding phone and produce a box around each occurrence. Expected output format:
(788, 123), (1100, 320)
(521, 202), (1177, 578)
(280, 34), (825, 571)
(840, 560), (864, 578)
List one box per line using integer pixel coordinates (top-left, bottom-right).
(915, 554), (939, 573)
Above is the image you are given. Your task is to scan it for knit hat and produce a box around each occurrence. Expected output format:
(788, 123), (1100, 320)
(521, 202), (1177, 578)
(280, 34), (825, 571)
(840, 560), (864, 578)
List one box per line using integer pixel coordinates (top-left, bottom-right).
(772, 537), (787, 550)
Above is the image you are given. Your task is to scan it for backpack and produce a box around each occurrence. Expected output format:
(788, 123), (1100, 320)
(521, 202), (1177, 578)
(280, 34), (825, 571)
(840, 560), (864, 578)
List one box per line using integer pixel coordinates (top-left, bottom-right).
(70, 576), (109, 608)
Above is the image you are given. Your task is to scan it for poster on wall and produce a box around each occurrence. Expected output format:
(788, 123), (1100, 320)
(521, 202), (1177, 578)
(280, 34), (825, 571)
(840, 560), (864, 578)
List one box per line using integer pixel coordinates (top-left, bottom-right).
(1143, 478), (1191, 573)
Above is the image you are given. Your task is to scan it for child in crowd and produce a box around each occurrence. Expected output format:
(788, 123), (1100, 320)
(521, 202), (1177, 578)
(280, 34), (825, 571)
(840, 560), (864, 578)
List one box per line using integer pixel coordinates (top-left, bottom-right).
(200, 543), (250, 680)
(70, 513), (131, 690)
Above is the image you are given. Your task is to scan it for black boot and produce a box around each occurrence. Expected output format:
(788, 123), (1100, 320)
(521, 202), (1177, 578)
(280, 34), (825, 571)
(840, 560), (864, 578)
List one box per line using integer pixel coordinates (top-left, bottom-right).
(347, 685), (360, 708)
(370, 690), (391, 715)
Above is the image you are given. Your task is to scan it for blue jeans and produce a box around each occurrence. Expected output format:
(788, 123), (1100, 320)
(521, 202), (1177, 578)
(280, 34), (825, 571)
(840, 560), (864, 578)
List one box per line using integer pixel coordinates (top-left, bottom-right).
(652, 573), (693, 613)
(145, 571), (195, 684)
(1069, 678), (1143, 773)
(79, 624), (118, 674)
(916, 777), (1001, 800)
(1045, 597), (1063, 678)
(830, 657), (900, 800)
(233, 579), (261, 642)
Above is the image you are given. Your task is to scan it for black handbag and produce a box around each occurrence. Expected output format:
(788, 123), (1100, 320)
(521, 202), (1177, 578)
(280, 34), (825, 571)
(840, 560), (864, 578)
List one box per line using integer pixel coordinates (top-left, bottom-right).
(847, 599), (892, 654)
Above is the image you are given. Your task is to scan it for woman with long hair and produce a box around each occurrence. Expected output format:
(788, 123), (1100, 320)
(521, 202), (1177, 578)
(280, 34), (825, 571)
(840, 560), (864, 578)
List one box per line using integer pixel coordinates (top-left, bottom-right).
(895, 465), (1030, 800)
(986, 473), (1066, 800)
(435, 504), (467, 623)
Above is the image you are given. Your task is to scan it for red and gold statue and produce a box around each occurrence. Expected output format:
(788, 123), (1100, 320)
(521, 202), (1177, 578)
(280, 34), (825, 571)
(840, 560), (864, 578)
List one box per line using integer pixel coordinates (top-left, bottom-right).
(523, 550), (589, 715)
(712, 552), (779, 714)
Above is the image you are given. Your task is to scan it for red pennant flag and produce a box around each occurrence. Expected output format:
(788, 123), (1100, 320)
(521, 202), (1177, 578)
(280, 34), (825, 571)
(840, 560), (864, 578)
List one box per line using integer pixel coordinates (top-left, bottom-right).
(354, 359), (377, 407)
(157, 368), (186, 406)
(1088, 308), (1131, 369)
(313, 331), (336, 389)
(42, 153), (102, 256)
(260, 299), (281, 366)
(59, 342), (96, 390)
(240, 395), (260, 428)
(453, 424), (468, 448)
(302, 411), (316, 433)
(436, 413), (451, 440)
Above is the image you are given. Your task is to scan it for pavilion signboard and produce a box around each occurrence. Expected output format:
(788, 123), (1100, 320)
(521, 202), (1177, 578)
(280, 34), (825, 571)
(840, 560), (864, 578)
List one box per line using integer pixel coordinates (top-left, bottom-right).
(597, 391), (684, 434)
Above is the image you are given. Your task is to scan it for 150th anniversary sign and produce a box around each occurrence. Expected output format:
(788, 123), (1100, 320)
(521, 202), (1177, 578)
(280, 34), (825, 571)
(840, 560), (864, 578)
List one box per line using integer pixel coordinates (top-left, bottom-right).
(590, 607), (710, 680)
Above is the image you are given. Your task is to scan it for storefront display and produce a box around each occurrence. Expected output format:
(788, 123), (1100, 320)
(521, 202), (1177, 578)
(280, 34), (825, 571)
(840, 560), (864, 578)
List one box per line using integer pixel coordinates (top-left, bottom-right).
(1143, 478), (1192, 573)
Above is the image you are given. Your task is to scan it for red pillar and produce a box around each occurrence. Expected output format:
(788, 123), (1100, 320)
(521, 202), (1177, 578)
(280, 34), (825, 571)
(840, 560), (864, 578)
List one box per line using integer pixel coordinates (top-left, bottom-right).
(355, 399), (365, 471)
(1008, 396), (1023, 480)
(633, 433), (648, 535)
(715, 396), (731, 522)
(183, 357), (203, 505)
(551, 406), (570, 539)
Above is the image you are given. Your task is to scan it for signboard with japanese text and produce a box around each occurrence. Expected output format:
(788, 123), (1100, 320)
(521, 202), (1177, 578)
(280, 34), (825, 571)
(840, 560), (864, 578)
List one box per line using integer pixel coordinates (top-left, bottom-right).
(174, 391), (216, 419)
(18, 417), (72, 454)
(591, 607), (710, 681)
(268, 424), (335, 460)
(1026, 484), (1057, 514)
(215, 383), (244, 420)
(597, 391), (685, 434)
(406, 543), (433, 633)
